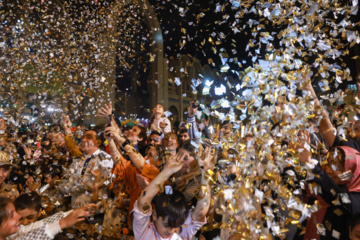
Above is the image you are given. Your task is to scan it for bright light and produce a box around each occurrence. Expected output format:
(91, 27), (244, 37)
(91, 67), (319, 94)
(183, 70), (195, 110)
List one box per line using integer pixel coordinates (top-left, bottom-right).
(30, 117), (36, 123)
(235, 83), (241, 91)
(215, 84), (226, 96)
(90, 124), (96, 127)
(47, 107), (54, 112)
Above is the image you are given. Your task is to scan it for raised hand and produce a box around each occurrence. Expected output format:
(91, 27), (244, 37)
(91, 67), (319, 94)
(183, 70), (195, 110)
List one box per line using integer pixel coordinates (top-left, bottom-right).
(104, 123), (124, 143)
(97, 103), (113, 118)
(59, 208), (89, 229)
(23, 145), (32, 158)
(188, 101), (198, 118)
(164, 149), (186, 174)
(198, 146), (215, 171)
(62, 115), (72, 134)
(295, 130), (312, 165)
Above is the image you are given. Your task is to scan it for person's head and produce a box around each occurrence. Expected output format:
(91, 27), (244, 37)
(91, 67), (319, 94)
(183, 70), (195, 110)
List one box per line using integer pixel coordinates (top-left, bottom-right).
(148, 131), (162, 145)
(0, 151), (11, 186)
(153, 104), (165, 116)
(350, 213), (360, 240)
(0, 197), (21, 239)
(122, 124), (132, 138)
(323, 147), (346, 185)
(153, 190), (189, 239)
(347, 121), (360, 139)
(14, 193), (42, 226)
(178, 128), (189, 145)
(162, 133), (179, 152)
(144, 145), (167, 170)
(79, 130), (101, 155)
(179, 139), (198, 173)
(127, 125), (147, 146)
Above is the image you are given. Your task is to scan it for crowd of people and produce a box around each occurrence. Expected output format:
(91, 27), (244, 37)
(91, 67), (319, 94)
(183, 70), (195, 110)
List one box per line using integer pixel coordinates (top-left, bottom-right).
(1, 80), (360, 240)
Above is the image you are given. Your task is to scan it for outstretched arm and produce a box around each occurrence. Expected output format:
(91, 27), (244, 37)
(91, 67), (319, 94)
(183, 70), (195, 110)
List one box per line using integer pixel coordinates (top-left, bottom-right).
(304, 80), (336, 148)
(137, 150), (186, 213)
(192, 146), (214, 222)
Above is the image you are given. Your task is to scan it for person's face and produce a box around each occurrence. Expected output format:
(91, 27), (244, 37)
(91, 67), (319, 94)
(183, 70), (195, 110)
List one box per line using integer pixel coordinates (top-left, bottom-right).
(0, 203), (21, 238)
(179, 132), (189, 144)
(181, 149), (196, 173)
(144, 147), (159, 166)
(153, 215), (179, 239)
(0, 166), (10, 185)
(163, 135), (178, 151)
(347, 122), (360, 139)
(154, 104), (164, 115)
(324, 153), (345, 185)
(80, 130), (99, 154)
(17, 208), (39, 226)
(350, 224), (360, 240)
(127, 126), (143, 144)
(149, 134), (162, 145)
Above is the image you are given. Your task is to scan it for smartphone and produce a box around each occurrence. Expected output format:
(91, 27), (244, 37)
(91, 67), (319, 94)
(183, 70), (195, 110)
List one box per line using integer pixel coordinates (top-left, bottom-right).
(348, 84), (357, 93)
(106, 115), (112, 127)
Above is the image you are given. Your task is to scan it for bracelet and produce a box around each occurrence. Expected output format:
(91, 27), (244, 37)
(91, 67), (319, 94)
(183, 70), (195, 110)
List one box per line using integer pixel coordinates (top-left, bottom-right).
(122, 140), (130, 148)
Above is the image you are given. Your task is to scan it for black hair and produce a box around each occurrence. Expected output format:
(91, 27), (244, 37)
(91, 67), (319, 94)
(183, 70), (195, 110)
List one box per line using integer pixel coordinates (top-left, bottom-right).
(154, 190), (189, 228)
(14, 192), (42, 212)
(350, 213), (360, 230)
(179, 128), (188, 134)
(134, 125), (147, 156)
(147, 131), (162, 145)
(0, 197), (12, 227)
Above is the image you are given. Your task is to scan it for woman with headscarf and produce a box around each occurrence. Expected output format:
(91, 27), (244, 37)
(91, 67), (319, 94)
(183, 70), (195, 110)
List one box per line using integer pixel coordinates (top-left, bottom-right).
(299, 145), (360, 240)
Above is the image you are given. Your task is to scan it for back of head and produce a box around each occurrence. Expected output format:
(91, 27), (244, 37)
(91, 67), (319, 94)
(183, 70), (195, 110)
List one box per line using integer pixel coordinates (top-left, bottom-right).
(14, 192), (42, 212)
(154, 190), (189, 228)
(179, 139), (197, 155)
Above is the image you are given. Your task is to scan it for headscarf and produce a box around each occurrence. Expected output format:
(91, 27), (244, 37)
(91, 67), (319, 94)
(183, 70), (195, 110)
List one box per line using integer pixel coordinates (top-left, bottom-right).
(304, 145), (360, 240)
(339, 146), (360, 192)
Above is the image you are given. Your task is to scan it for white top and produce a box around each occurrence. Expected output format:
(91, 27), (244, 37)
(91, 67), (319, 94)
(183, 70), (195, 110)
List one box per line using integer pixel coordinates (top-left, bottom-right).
(7, 210), (72, 240)
(151, 116), (172, 134)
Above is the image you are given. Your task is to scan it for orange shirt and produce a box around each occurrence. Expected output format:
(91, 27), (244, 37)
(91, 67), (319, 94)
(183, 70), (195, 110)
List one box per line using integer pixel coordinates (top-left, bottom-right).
(111, 156), (160, 226)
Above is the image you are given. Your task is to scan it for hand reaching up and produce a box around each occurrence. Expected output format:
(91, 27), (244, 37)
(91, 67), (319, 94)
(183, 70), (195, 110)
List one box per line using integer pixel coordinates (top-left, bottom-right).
(164, 150), (186, 174)
(97, 103), (113, 118)
(188, 101), (198, 118)
(62, 115), (72, 135)
(198, 146), (215, 171)
(104, 123), (124, 144)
